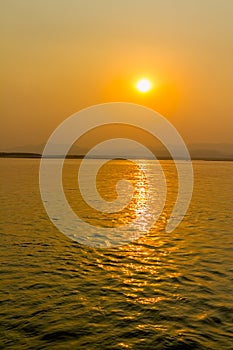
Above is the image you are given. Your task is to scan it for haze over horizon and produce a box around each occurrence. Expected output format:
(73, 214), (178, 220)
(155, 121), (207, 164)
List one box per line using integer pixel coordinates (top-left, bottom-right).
(2, 141), (233, 160)
(1, 0), (233, 150)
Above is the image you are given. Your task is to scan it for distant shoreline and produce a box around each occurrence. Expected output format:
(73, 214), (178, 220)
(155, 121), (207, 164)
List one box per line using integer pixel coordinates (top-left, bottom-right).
(0, 152), (233, 161)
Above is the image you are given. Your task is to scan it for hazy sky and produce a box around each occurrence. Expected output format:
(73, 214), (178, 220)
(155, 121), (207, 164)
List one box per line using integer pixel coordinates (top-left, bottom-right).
(1, 0), (233, 150)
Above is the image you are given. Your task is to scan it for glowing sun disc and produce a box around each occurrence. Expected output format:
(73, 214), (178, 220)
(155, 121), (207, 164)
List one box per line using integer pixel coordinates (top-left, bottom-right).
(136, 79), (152, 93)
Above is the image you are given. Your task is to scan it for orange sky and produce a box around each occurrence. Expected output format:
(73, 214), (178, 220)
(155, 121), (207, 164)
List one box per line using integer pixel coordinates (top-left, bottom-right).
(1, 0), (233, 150)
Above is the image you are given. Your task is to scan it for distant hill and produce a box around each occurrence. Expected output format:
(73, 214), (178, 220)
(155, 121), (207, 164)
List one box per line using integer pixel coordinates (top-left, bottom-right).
(0, 152), (41, 158)
(188, 143), (233, 160)
(1, 143), (233, 160)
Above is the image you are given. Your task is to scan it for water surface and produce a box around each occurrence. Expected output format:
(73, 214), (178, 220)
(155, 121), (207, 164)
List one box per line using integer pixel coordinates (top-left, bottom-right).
(0, 159), (232, 349)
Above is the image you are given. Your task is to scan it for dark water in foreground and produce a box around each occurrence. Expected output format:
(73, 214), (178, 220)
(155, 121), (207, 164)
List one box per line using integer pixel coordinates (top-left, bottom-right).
(0, 159), (233, 349)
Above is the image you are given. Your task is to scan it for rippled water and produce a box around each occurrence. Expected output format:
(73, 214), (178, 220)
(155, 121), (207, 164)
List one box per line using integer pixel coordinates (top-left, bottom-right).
(0, 159), (233, 349)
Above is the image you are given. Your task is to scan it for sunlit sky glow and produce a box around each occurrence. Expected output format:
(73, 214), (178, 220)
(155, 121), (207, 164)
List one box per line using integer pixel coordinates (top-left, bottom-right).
(1, 0), (233, 150)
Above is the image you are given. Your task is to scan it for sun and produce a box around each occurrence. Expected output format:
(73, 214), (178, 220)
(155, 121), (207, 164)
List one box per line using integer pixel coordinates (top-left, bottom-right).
(136, 78), (152, 93)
